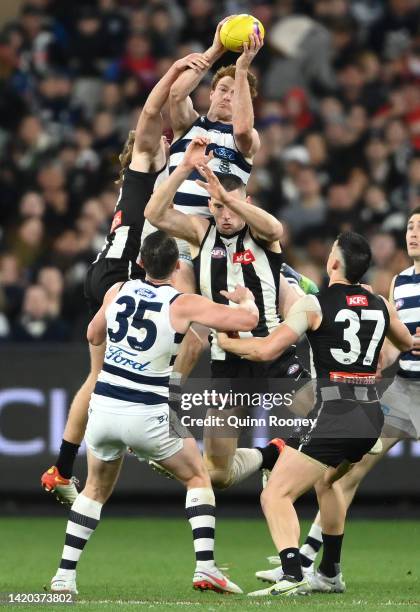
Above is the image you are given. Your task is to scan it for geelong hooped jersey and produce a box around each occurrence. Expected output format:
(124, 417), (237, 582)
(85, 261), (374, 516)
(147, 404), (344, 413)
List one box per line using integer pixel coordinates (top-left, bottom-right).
(193, 221), (282, 361)
(94, 280), (184, 406)
(306, 284), (390, 379)
(94, 165), (165, 270)
(169, 116), (252, 217)
(394, 266), (420, 379)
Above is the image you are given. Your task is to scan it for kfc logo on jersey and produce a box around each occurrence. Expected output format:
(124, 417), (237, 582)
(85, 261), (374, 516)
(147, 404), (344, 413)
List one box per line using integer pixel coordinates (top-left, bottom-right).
(110, 210), (122, 232)
(233, 249), (255, 265)
(346, 295), (368, 307)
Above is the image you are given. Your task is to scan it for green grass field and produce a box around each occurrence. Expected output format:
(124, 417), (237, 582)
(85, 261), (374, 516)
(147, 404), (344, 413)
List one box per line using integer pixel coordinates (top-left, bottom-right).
(1, 517), (419, 611)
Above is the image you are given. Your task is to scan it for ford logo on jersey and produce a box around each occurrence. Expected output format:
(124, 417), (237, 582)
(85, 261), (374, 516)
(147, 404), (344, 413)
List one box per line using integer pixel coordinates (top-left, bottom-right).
(214, 146), (235, 161)
(134, 287), (156, 299)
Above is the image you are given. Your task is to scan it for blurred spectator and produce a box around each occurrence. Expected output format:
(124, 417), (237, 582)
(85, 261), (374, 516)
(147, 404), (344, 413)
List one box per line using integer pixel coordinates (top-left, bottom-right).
(0, 0), (418, 341)
(37, 266), (64, 317)
(12, 284), (69, 342)
(281, 167), (327, 239)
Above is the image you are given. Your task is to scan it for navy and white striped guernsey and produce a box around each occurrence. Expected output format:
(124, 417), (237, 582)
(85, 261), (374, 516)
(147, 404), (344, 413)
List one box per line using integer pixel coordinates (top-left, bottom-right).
(394, 265), (420, 379)
(193, 220), (282, 361)
(93, 279), (184, 406)
(169, 115), (252, 217)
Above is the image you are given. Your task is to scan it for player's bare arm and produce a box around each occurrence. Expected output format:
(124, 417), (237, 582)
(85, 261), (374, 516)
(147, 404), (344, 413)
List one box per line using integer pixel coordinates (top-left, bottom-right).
(382, 296), (414, 353)
(144, 137), (211, 244)
(233, 32), (262, 158)
(171, 286), (258, 334)
(218, 294), (321, 361)
(169, 18), (231, 137)
(87, 282), (123, 346)
(131, 53), (209, 172)
(195, 163), (282, 243)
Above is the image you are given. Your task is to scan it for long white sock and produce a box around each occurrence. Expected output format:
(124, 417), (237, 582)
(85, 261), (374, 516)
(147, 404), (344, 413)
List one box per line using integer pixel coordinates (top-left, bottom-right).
(58, 494), (103, 577)
(186, 487), (216, 571)
(300, 522), (323, 566)
(228, 448), (262, 486)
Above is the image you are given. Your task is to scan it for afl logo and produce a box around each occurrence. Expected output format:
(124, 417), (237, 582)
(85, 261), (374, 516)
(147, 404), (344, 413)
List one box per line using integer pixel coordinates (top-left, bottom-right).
(395, 298), (404, 310)
(214, 146), (235, 161)
(211, 247), (227, 259)
(287, 363), (300, 376)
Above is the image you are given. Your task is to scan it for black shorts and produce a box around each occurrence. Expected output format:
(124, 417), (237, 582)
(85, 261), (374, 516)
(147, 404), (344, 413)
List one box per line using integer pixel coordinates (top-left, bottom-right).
(209, 353), (310, 410)
(288, 397), (384, 468)
(210, 350), (309, 381)
(84, 258), (144, 317)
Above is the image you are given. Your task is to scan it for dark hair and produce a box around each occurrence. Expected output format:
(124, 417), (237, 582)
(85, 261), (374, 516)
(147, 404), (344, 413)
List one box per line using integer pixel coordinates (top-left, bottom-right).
(336, 231), (371, 283)
(215, 173), (246, 194)
(408, 206), (420, 224)
(140, 230), (179, 279)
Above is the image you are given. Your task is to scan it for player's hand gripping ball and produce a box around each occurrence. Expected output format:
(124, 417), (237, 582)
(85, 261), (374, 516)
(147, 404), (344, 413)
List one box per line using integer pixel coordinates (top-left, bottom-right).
(220, 14), (265, 53)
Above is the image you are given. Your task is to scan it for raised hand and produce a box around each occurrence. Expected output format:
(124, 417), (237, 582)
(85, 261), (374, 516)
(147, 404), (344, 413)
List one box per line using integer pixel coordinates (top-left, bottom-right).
(174, 53), (209, 73)
(181, 137), (211, 169)
(195, 164), (228, 203)
(236, 32), (263, 70)
(210, 15), (237, 55)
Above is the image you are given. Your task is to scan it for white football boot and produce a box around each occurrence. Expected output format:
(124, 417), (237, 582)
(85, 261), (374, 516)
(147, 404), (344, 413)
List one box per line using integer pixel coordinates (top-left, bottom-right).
(308, 570), (346, 593)
(193, 566), (243, 594)
(248, 576), (310, 597)
(50, 571), (78, 594)
(256, 563), (314, 583)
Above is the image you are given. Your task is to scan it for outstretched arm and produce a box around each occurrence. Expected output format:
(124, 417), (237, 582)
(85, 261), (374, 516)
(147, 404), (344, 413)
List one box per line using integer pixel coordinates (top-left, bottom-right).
(144, 137), (210, 244)
(172, 286), (259, 333)
(132, 54), (209, 171)
(218, 293), (321, 361)
(383, 297), (413, 353)
(195, 164), (282, 242)
(232, 33), (262, 158)
(87, 282), (123, 345)
(169, 18), (230, 137)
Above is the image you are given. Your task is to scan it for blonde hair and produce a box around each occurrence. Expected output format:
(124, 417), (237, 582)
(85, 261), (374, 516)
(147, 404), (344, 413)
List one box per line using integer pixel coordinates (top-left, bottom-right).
(211, 65), (258, 99)
(115, 130), (135, 184)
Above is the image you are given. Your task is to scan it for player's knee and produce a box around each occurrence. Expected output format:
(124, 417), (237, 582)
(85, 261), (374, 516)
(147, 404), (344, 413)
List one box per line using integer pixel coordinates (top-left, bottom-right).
(209, 468), (233, 490)
(260, 483), (289, 514)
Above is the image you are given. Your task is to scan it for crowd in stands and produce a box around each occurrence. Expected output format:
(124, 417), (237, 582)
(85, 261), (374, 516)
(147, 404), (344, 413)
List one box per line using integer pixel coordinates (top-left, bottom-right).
(0, 0), (419, 341)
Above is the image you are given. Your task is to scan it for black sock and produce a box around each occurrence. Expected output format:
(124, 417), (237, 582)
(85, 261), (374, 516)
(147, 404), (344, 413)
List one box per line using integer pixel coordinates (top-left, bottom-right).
(318, 533), (344, 578)
(256, 443), (281, 470)
(300, 552), (313, 568)
(280, 547), (303, 581)
(56, 439), (80, 479)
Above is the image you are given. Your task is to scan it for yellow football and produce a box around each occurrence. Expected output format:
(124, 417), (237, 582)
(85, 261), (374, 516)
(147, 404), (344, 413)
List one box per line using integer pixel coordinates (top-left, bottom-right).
(220, 14), (265, 53)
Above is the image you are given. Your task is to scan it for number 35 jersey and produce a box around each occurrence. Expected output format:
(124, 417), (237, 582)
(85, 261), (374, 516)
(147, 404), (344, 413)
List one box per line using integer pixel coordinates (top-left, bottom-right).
(94, 280), (183, 406)
(306, 284), (390, 378)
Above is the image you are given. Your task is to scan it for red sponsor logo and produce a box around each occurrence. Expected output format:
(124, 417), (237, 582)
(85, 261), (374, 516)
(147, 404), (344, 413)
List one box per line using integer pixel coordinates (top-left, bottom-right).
(346, 294), (368, 307)
(233, 249), (255, 265)
(110, 210), (122, 232)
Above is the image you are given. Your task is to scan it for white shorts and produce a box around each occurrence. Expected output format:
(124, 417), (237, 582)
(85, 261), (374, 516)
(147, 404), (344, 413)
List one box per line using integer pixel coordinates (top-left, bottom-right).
(141, 219), (193, 265)
(85, 396), (188, 462)
(381, 376), (420, 439)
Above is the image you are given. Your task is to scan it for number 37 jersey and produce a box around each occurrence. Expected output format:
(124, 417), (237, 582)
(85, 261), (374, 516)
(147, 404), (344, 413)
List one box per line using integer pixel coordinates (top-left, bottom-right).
(306, 284), (390, 378)
(94, 280), (183, 406)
